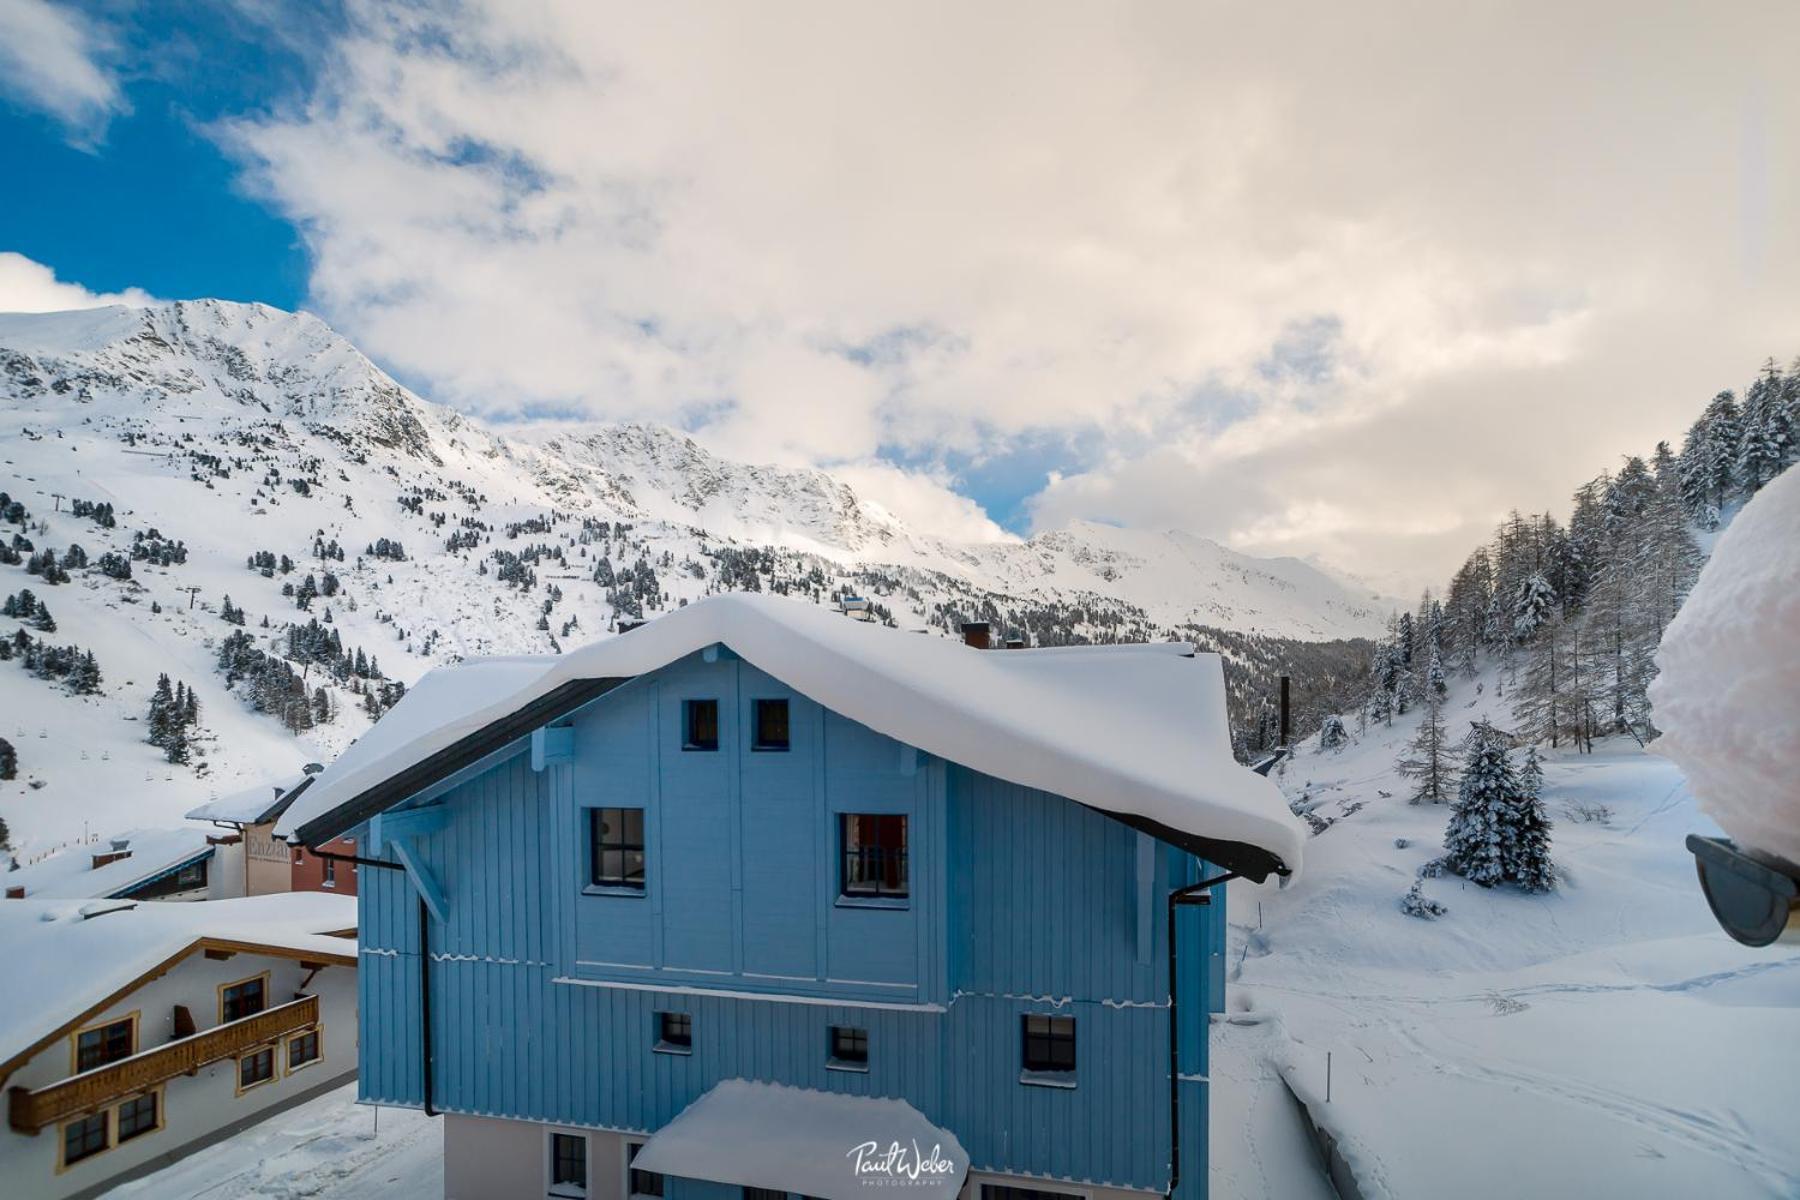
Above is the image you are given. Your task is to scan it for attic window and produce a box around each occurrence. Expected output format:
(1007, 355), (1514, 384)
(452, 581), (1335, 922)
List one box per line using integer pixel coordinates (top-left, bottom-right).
(753, 699), (789, 751)
(75, 1017), (135, 1072)
(683, 700), (719, 751)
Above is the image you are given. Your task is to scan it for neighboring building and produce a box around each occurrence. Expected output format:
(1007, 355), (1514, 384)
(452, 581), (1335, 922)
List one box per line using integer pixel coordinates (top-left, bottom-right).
(0, 893), (358, 1200)
(187, 773), (359, 897)
(3, 828), (223, 903)
(277, 594), (1304, 1200)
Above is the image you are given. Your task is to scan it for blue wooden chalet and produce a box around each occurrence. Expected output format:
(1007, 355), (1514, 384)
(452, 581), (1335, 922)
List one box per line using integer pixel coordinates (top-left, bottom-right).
(277, 594), (1303, 1200)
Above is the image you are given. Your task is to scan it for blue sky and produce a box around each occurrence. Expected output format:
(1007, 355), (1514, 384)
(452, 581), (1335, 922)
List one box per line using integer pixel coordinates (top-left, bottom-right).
(1, 1), (1793, 587)
(0, 3), (334, 308)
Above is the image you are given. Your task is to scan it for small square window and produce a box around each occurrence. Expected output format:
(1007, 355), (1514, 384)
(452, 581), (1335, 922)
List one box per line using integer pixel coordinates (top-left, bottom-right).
(840, 813), (908, 899)
(829, 1025), (868, 1066)
(753, 699), (790, 751)
(1021, 1014), (1076, 1075)
(238, 1046), (275, 1090)
(76, 1018), (134, 1072)
(63, 1111), (109, 1165)
(628, 1141), (665, 1198)
(222, 977), (266, 1023)
(117, 1092), (158, 1143)
(656, 1010), (692, 1051)
(684, 699), (719, 751)
(550, 1131), (588, 1196)
(287, 1029), (321, 1071)
(589, 807), (646, 890)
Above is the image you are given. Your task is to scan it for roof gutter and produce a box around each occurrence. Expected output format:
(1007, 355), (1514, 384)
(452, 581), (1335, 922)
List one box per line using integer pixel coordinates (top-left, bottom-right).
(291, 677), (627, 848)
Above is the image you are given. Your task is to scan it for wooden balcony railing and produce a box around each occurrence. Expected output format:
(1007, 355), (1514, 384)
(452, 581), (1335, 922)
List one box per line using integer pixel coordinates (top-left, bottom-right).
(8, 994), (319, 1134)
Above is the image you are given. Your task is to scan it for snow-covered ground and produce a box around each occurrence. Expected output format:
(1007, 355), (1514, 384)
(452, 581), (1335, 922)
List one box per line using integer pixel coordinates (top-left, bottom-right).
(1231, 673), (1800, 1198)
(100, 1083), (441, 1200)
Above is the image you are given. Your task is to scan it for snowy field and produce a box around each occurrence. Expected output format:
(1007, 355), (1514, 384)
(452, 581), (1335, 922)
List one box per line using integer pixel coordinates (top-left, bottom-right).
(100, 1083), (441, 1200)
(1235, 675), (1800, 1198)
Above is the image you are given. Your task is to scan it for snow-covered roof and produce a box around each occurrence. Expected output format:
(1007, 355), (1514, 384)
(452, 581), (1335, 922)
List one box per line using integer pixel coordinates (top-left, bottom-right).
(280, 593), (1304, 878)
(0, 892), (357, 1075)
(3, 826), (215, 900)
(631, 1079), (967, 1200)
(185, 773), (315, 825)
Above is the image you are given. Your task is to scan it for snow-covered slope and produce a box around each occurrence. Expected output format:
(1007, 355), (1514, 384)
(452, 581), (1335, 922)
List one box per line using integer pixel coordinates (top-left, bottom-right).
(0, 300), (1383, 859)
(1234, 675), (1800, 1197)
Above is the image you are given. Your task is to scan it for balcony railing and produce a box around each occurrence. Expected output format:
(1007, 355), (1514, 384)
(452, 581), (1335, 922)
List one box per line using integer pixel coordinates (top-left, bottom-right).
(8, 994), (319, 1134)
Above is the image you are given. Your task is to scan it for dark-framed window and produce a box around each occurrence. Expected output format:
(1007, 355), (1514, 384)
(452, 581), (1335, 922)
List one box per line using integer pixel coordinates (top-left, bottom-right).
(288, 1029), (321, 1070)
(657, 1010), (692, 1049)
(116, 1092), (158, 1142)
(628, 1141), (665, 1198)
(1021, 1014), (1076, 1074)
(175, 862), (206, 888)
(745, 1189), (786, 1200)
(683, 699), (719, 751)
(840, 813), (908, 898)
(550, 1131), (587, 1194)
(239, 1047), (275, 1090)
(222, 977), (266, 1022)
(76, 1018), (134, 1072)
(322, 856), (337, 886)
(589, 807), (646, 890)
(63, 1111), (109, 1165)
(829, 1025), (868, 1065)
(752, 698), (790, 751)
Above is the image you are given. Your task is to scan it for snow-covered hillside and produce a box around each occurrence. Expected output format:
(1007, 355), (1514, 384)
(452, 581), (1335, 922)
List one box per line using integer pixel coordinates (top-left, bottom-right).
(0, 300), (1384, 858)
(1232, 673), (1800, 1197)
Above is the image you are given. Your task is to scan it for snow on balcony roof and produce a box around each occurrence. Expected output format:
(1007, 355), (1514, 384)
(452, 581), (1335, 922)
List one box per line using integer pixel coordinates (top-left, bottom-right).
(278, 593), (1305, 877)
(0, 893), (357, 1074)
(630, 1079), (968, 1200)
(185, 773), (314, 825)
(3, 826), (216, 901)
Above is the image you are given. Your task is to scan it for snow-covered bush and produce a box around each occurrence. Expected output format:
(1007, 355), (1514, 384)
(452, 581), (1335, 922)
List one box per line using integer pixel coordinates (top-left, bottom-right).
(1401, 880), (1447, 919)
(1318, 714), (1347, 752)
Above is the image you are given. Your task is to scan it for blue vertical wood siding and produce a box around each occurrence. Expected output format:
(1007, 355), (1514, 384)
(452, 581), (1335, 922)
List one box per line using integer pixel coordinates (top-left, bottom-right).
(356, 648), (1221, 1196)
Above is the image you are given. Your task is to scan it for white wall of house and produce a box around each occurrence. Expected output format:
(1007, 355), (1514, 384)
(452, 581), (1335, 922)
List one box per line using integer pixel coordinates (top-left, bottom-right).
(0, 945), (357, 1200)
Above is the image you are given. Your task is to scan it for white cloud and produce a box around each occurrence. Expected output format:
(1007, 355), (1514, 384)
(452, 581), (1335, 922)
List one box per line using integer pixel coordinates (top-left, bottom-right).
(0, 0), (126, 143)
(0, 252), (156, 312)
(220, 0), (1800, 580)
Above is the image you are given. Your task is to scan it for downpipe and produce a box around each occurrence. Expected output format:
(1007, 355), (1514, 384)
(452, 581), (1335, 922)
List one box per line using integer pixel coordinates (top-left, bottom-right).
(1167, 870), (1238, 1200)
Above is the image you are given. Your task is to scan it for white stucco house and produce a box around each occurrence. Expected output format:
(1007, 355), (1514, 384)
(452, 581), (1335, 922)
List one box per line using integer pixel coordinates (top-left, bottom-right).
(0, 892), (357, 1200)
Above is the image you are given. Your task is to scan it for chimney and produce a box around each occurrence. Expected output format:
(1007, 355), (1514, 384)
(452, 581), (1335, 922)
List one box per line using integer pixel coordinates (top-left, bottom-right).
(960, 622), (992, 650)
(1279, 676), (1291, 747)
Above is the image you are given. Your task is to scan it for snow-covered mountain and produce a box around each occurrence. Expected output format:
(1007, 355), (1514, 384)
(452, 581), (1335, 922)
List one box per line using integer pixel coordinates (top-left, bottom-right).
(0, 299), (1385, 855)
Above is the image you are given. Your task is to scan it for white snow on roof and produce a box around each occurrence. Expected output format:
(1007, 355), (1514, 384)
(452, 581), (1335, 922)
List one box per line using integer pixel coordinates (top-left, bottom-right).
(0, 892), (357, 1070)
(1651, 465), (1800, 865)
(3, 826), (215, 900)
(631, 1079), (967, 1200)
(279, 593), (1304, 874)
(185, 773), (311, 825)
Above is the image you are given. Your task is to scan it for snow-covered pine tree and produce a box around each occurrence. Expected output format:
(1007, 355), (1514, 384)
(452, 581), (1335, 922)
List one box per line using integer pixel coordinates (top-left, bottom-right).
(1737, 360), (1792, 494)
(1318, 714), (1347, 751)
(1443, 723), (1516, 886)
(1512, 571), (1556, 642)
(1398, 683), (1458, 804)
(148, 674), (175, 747)
(0, 736), (14, 781)
(1506, 746), (1556, 892)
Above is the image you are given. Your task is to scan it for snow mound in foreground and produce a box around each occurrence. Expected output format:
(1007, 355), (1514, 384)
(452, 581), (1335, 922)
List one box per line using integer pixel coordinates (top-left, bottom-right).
(1651, 466), (1800, 864)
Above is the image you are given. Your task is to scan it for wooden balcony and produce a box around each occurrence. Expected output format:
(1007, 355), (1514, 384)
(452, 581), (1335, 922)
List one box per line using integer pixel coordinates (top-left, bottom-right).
(8, 994), (319, 1134)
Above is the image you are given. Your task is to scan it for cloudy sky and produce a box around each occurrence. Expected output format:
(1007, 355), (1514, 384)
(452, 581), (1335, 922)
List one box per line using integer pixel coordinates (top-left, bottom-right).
(2, 1), (1796, 591)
